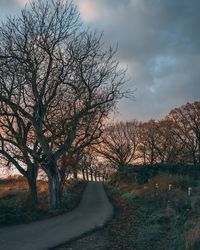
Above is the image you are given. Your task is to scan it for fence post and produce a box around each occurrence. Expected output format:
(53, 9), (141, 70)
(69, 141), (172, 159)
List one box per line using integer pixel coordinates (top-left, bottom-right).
(186, 187), (192, 211)
(168, 183), (172, 200)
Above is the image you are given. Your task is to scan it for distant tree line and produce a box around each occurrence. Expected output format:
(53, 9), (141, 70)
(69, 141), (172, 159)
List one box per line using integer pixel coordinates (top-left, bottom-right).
(96, 101), (200, 170)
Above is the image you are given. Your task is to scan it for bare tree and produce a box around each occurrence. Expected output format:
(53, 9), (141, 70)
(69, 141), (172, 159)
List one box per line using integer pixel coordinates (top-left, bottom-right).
(0, 0), (126, 208)
(96, 120), (139, 171)
(167, 101), (200, 165)
(148, 119), (184, 164)
(0, 107), (41, 204)
(137, 120), (162, 164)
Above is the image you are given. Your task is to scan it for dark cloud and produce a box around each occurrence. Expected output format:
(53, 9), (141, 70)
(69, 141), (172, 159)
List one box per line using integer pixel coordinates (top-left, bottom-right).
(78, 0), (200, 121)
(0, 0), (24, 18)
(1, 0), (18, 8)
(0, 0), (199, 121)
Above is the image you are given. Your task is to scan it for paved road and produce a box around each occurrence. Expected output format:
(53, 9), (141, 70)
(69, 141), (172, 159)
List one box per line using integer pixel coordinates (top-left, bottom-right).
(0, 182), (113, 250)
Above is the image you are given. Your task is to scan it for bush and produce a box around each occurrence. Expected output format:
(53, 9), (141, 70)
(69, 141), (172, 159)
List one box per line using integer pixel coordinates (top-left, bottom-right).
(106, 184), (139, 203)
(121, 192), (139, 202)
(186, 221), (200, 250)
(62, 193), (73, 208)
(0, 205), (26, 225)
(106, 185), (124, 196)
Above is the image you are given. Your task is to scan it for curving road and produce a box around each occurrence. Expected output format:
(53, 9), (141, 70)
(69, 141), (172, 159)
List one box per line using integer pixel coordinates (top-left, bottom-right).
(0, 182), (113, 250)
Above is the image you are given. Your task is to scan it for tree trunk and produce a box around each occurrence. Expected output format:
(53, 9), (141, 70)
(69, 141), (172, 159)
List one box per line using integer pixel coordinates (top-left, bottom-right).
(45, 161), (61, 209)
(192, 150), (197, 165)
(90, 168), (93, 181)
(27, 165), (39, 206)
(59, 176), (66, 201)
(59, 154), (68, 200)
(143, 151), (146, 164)
(150, 150), (154, 165)
(27, 177), (38, 206)
(82, 169), (86, 181)
(86, 168), (89, 181)
(73, 167), (78, 179)
(198, 144), (200, 164)
(48, 173), (61, 209)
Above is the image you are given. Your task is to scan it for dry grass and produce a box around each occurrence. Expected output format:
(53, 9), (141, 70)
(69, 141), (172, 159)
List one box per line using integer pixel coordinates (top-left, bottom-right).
(186, 221), (200, 249)
(0, 176), (86, 226)
(0, 176), (48, 207)
(0, 176), (48, 197)
(108, 172), (200, 249)
(0, 177), (27, 197)
(115, 173), (197, 198)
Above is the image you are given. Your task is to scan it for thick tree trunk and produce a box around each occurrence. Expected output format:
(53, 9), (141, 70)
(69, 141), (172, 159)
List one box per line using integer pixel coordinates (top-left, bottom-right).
(27, 177), (38, 205)
(45, 161), (61, 209)
(59, 177), (66, 201)
(27, 165), (39, 206)
(59, 154), (68, 200)
(48, 173), (61, 209)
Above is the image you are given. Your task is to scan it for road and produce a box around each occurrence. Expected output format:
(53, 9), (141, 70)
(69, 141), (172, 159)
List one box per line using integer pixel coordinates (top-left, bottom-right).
(0, 182), (113, 250)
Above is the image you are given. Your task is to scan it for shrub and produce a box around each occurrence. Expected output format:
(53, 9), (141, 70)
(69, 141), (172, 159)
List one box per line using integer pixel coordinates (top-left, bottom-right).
(62, 193), (73, 208)
(186, 221), (200, 250)
(121, 192), (139, 203)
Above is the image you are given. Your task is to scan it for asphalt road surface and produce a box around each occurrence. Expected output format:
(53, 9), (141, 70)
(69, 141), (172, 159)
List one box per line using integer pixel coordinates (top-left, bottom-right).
(0, 182), (113, 250)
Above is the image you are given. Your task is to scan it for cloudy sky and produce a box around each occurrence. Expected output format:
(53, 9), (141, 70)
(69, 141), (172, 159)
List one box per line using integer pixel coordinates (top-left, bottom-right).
(0, 0), (200, 121)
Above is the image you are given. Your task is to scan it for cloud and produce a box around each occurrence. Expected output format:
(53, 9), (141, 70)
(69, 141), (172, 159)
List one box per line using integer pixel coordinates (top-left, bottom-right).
(79, 0), (103, 22)
(16, 0), (29, 6)
(78, 0), (200, 121)
(0, 0), (28, 18)
(0, 0), (199, 121)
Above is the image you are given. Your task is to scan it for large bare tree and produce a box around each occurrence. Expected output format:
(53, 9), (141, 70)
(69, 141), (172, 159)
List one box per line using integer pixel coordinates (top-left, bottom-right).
(0, 0), (126, 208)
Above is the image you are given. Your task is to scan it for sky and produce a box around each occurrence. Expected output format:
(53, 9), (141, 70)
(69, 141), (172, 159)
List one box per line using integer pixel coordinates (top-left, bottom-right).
(0, 0), (200, 121)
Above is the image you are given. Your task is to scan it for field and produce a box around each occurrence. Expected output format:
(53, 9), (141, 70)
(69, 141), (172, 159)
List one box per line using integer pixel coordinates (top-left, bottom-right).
(106, 171), (200, 250)
(0, 176), (86, 226)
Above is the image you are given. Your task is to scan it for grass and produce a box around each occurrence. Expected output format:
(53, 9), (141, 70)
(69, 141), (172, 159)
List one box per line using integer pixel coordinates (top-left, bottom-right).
(0, 176), (86, 226)
(106, 172), (200, 250)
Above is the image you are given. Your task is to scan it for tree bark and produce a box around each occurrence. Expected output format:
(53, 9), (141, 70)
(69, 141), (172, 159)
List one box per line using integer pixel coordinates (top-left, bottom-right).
(86, 168), (89, 181)
(192, 150), (197, 165)
(73, 169), (78, 179)
(90, 168), (93, 181)
(27, 177), (38, 206)
(45, 161), (61, 209)
(198, 144), (200, 164)
(27, 165), (39, 206)
(82, 169), (86, 181)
